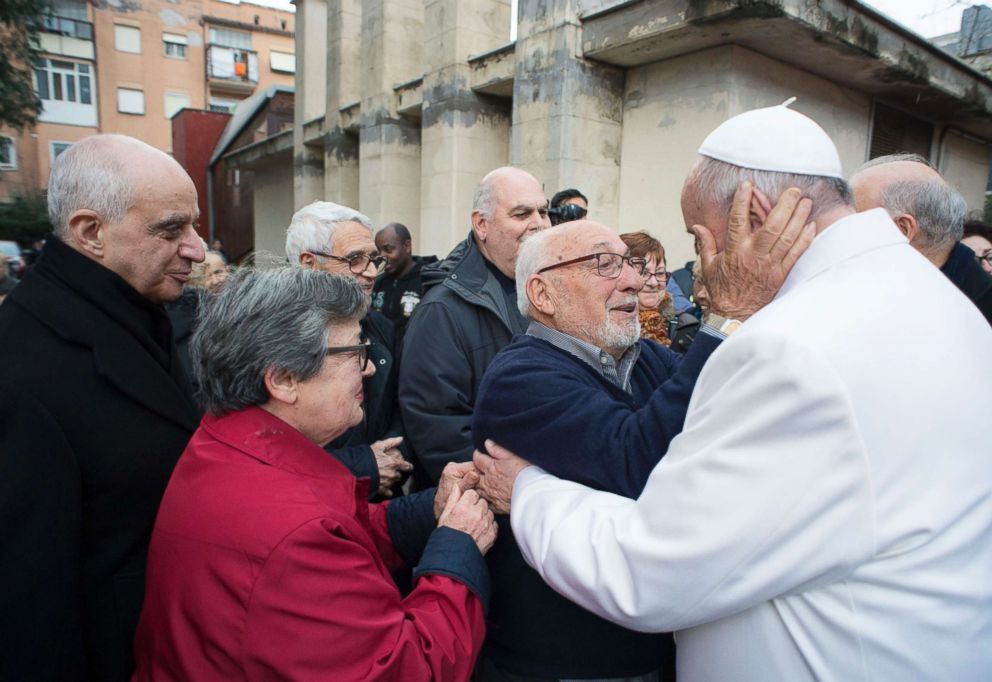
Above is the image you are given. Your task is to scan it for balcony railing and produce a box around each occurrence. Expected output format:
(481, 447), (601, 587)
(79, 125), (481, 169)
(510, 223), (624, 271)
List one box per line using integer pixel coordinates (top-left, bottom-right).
(207, 45), (259, 84)
(39, 15), (93, 41)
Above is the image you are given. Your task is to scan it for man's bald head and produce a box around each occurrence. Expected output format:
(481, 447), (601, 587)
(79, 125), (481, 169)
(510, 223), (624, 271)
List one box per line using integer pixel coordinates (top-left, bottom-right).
(48, 134), (188, 240)
(850, 154), (967, 261)
(471, 166), (551, 278)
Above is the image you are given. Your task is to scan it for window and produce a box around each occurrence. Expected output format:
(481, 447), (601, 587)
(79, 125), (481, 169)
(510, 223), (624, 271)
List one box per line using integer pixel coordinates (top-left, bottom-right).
(163, 33), (187, 59)
(114, 24), (141, 53)
(868, 102), (933, 161)
(0, 136), (16, 170)
(209, 97), (239, 113)
(34, 59), (96, 126)
(35, 59), (92, 105)
(208, 26), (252, 50)
(117, 87), (145, 115)
(50, 141), (72, 163)
(164, 92), (190, 119)
(207, 45), (259, 83)
(270, 50), (295, 74)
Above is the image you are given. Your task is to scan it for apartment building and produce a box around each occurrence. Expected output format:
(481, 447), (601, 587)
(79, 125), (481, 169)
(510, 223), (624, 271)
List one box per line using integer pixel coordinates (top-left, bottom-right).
(0, 0), (295, 202)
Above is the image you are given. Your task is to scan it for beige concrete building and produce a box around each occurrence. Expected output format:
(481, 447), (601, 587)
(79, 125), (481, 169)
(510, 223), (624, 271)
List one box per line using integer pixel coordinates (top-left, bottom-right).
(0, 0), (295, 202)
(257, 0), (992, 268)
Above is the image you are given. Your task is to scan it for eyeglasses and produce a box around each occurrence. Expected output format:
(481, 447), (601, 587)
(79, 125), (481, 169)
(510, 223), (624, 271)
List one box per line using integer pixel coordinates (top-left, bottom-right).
(310, 250), (386, 275)
(537, 252), (648, 279)
(645, 269), (670, 284)
(979, 250), (992, 265)
(325, 341), (371, 371)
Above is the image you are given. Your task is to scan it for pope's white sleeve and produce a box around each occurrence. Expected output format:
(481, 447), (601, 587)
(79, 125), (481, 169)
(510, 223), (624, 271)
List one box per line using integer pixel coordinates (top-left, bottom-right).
(510, 331), (878, 633)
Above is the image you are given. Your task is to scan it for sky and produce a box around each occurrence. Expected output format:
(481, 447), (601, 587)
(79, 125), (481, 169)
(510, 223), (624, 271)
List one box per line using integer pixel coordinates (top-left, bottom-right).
(859, 0), (974, 38)
(244, 0), (976, 40)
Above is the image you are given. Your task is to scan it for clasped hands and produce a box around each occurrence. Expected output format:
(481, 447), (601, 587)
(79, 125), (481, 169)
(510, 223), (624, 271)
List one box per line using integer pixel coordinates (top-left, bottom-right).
(429, 441), (531, 555)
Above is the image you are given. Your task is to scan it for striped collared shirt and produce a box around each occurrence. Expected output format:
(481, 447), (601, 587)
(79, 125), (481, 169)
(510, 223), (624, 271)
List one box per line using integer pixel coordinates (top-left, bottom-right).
(526, 321), (641, 393)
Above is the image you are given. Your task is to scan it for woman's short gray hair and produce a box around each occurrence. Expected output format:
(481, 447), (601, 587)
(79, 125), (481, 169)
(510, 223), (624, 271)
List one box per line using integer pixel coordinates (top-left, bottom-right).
(47, 135), (136, 239)
(191, 267), (367, 415)
(687, 155), (854, 223)
(285, 201), (374, 265)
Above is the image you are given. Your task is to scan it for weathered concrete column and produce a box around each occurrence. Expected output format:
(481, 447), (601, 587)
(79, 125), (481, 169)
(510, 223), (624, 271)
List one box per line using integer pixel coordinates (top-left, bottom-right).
(419, 0), (512, 256)
(324, 0), (361, 208)
(512, 0), (625, 227)
(292, 0), (327, 209)
(358, 0), (424, 231)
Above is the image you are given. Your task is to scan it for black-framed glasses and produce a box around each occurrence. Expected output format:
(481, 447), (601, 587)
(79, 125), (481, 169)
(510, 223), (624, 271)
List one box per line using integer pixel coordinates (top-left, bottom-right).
(537, 252), (648, 279)
(979, 249), (992, 265)
(325, 341), (371, 371)
(645, 269), (670, 284)
(310, 250), (386, 275)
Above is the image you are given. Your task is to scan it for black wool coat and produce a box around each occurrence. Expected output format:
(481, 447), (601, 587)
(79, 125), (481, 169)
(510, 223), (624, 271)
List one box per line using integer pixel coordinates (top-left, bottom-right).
(0, 238), (199, 681)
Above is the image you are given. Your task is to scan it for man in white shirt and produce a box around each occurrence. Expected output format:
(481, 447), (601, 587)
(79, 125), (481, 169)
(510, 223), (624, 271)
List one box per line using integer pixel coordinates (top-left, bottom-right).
(474, 102), (992, 681)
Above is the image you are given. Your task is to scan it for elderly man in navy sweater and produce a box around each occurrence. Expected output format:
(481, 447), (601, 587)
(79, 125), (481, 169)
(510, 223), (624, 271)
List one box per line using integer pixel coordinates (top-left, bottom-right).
(471, 211), (811, 681)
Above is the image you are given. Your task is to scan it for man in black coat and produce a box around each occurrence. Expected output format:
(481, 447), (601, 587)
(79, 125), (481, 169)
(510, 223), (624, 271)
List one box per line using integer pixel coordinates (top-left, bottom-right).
(286, 201), (413, 499)
(851, 153), (992, 323)
(0, 134), (205, 680)
(399, 167), (552, 483)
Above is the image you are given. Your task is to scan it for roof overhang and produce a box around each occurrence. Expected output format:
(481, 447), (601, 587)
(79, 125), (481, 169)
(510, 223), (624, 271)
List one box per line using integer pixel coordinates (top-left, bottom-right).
(581, 0), (992, 140)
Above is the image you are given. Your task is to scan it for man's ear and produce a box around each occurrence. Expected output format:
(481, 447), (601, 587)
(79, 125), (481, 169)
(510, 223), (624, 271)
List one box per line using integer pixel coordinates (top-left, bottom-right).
(893, 214), (919, 244)
(67, 209), (104, 258)
(402, 239), (412, 253)
(527, 275), (556, 316)
(750, 187), (773, 231)
(298, 252), (317, 268)
(264, 367), (298, 406)
(471, 210), (488, 243)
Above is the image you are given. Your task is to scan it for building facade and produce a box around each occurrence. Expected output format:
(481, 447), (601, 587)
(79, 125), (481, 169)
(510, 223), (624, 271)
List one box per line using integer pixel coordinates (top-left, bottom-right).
(268, 0), (992, 268)
(0, 0), (295, 203)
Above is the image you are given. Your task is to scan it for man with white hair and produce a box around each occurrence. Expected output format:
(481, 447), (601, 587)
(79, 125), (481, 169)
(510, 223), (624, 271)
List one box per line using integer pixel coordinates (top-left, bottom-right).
(475, 103), (992, 680)
(286, 201), (412, 499)
(850, 153), (992, 323)
(470, 214), (810, 681)
(0, 134), (205, 680)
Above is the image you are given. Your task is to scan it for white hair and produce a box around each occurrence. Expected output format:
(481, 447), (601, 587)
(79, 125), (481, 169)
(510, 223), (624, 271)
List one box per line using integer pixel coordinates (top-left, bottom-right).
(855, 154), (966, 249)
(285, 201), (374, 265)
(514, 225), (570, 318)
(687, 156), (854, 224)
(47, 135), (147, 239)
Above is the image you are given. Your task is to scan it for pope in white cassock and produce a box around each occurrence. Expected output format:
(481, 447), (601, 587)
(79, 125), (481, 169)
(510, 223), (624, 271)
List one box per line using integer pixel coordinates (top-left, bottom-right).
(475, 102), (992, 681)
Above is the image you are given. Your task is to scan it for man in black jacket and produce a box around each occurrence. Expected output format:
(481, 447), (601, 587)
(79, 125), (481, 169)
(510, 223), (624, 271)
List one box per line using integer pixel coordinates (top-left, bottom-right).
(399, 167), (552, 483)
(0, 134), (205, 680)
(286, 201), (413, 498)
(372, 222), (437, 345)
(851, 154), (992, 323)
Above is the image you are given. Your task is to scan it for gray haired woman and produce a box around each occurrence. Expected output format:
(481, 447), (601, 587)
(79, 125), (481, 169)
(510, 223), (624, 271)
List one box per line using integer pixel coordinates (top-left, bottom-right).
(133, 267), (496, 681)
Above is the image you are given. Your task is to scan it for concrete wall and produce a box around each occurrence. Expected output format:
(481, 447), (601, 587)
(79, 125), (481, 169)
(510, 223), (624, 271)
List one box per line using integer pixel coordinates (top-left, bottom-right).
(253, 162), (295, 259)
(618, 46), (873, 269)
(939, 130), (992, 213)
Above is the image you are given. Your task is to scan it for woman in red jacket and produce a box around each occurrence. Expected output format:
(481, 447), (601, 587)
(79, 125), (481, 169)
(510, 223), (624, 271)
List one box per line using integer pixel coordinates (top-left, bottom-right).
(132, 268), (496, 681)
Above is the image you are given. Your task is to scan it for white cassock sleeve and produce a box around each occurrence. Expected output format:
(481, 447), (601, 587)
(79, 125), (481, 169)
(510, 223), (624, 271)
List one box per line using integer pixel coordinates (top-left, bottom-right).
(510, 330), (878, 633)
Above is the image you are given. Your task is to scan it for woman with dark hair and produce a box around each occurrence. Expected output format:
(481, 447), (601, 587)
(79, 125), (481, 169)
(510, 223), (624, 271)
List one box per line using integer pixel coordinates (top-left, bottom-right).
(620, 230), (674, 346)
(133, 267), (496, 681)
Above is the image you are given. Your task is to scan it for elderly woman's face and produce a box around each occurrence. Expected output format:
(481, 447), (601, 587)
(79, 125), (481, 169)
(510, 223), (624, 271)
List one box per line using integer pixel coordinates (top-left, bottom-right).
(295, 320), (375, 446)
(637, 255), (666, 311)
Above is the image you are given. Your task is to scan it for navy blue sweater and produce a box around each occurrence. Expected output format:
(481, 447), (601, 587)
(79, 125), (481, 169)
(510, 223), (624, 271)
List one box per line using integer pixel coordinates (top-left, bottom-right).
(472, 331), (720, 678)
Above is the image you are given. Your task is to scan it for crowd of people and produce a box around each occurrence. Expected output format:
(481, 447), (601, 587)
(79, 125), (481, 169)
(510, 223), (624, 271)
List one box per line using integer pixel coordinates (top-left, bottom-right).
(0, 101), (990, 682)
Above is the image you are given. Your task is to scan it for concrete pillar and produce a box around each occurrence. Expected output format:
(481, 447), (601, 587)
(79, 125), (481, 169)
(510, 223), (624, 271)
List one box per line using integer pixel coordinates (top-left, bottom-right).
(358, 0), (424, 232)
(324, 0), (362, 208)
(512, 0), (625, 228)
(419, 0), (511, 257)
(293, 0), (327, 209)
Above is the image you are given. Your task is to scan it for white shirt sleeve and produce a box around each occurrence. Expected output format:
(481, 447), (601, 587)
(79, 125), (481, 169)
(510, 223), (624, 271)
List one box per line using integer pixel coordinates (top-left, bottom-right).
(510, 331), (878, 633)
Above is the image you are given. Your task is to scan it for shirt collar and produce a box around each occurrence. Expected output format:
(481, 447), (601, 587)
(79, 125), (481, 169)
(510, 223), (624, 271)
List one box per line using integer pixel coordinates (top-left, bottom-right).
(527, 320), (640, 392)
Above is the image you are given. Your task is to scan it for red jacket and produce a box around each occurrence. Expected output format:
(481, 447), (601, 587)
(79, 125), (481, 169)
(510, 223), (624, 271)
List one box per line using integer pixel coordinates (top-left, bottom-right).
(132, 406), (486, 681)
